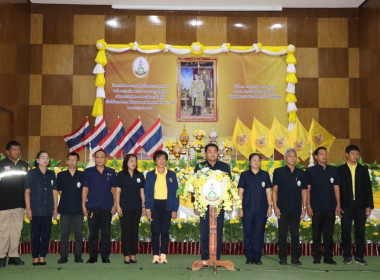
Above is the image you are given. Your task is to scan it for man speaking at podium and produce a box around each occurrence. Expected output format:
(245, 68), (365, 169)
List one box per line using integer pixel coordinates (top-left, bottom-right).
(193, 143), (231, 260)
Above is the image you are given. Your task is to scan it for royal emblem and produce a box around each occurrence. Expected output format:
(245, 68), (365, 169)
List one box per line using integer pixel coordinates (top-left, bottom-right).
(314, 133), (323, 146)
(255, 137), (266, 149)
(133, 57), (149, 78)
(202, 180), (222, 206)
(275, 137), (285, 149)
(236, 134), (248, 146)
(294, 140), (305, 151)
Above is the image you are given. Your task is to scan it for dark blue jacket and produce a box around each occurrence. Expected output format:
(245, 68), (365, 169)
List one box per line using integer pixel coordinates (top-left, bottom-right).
(144, 169), (179, 211)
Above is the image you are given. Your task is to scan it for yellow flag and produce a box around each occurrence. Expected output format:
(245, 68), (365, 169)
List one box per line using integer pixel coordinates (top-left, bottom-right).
(232, 118), (253, 159)
(251, 118), (273, 158)
(288, 118), (311, 161)
(308, 119), (336, 152)
(269, 117), (290, 156)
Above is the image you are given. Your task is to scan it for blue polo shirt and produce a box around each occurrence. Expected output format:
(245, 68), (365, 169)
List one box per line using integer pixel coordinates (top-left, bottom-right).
(82, 166), (116, 210)
(238, 169), (272, 216)
(24, 168), (57, 216)
(306, 164), (340, 211)
(57, 169), (83, 215)
(273, 165), (307, 215)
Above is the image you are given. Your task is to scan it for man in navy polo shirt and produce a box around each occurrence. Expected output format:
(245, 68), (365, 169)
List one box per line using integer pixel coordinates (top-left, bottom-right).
(306, 147), (341, 265)
(57, 152), (84, 264)
(82, 150), (116, 264)
(238, 153), (273, 265)
(193, 143), (231, 261)
(273, 148), (307, 265)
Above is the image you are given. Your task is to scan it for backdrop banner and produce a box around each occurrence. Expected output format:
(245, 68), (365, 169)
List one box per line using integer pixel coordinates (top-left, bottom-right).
(104, 52), (288, 139)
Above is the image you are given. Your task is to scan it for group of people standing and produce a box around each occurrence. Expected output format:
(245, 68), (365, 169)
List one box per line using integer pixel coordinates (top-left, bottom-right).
(238, 145), (373, 266)
(0, 141), (374, 268)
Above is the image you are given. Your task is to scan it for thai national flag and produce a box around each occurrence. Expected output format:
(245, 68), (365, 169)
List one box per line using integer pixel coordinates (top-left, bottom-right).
(63, 117), (90, 153)
(95, 118), (126, 157)
(81, 117), (108, 152)
(113, 117), (145, 157)
(137, 117), (163, 158)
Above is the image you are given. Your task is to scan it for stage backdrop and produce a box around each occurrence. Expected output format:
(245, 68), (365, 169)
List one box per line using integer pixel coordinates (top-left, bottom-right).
(103, 50), (289, 139)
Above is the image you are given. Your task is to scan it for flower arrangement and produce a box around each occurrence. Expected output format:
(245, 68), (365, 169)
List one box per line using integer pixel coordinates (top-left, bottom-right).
(164, 140), (174, 149)
(190, 139), (206, 150)
(178, 167), (242, 218)
(193, 129), (206, 138)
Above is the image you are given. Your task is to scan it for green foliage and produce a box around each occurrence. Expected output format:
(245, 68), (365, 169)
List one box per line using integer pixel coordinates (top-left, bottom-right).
(49, 158), (62, 168)
(141, 160), (156, 171)
(77, 161), (88, 169)
(189, 158), (198, 167)
(27, 159), (36, 168)
(231, 158), (237, 168)
(166, 160), (176, 169)
(0, 154), (5, 160)
(178, 158), (187, 169)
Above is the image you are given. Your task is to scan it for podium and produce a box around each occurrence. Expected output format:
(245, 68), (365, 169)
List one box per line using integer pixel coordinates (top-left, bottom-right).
(191, 205), (234, 273)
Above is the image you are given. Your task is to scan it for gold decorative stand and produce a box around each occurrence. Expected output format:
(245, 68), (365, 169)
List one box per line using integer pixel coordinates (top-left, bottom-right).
(191, 206), (234, 274)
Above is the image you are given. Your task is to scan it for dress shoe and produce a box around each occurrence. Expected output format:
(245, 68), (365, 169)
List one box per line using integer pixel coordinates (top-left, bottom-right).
(323, 259), (337, 265)
(124, 260), (130, 264)
(102, 257), (110, 263)
(74, 256), (83, 263)
(291, 260), (302, 265)
(253, 260), (262, 265)
(57, 257), (68, 264)
(39, 262), (46, 265)
(313, 260), (320, 264)
(355, 258), (367, 265)
(32, 262), (39, 266)
(86, 257), (97, 263)
(8, 257), (24, 266)
(246, 259), (253, 264)
(279, 260), (287, 265)
(130, 258), (137, 264)
(0, 257), (6, 268)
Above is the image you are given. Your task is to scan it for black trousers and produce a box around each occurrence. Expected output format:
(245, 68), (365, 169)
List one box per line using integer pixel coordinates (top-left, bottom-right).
(120, 209), (141, 256)
(278, 212), (300, 261)
(200, 208), (224, 260)
(341, 206), (367, 260)
(30, 216), (52, 258)
(60, 214), (83, 258)
(151, 200), (172, 255)
(87, 208), (111, 259)
(311, 210), (335, 261)
(242, 214), (267, 261)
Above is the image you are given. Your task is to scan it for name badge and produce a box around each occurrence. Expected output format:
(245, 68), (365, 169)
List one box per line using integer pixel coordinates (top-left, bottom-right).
(261, 182), (265, 188)
(330, 177), (334, 184)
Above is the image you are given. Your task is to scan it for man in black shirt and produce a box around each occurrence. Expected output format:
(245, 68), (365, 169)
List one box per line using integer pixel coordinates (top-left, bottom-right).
(57, 152), (84, 264)
(306, 147), (341, 265)
(194, 143), (231, 260)
(273, 148), (307, 265)
(0, 141), (28, 268)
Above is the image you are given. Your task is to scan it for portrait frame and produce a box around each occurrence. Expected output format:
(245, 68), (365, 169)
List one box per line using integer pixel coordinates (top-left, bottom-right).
(176, 57), (218, 122)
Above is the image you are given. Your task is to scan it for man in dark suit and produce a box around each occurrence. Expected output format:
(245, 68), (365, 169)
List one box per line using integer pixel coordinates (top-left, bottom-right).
(338, 145), (374, 265)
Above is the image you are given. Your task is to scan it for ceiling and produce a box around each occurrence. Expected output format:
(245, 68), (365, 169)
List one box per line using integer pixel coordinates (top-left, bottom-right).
(30, 0), (366, 10)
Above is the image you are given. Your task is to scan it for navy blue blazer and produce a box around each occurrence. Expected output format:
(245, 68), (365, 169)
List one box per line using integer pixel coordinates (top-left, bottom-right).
(144, 169), (179, 212)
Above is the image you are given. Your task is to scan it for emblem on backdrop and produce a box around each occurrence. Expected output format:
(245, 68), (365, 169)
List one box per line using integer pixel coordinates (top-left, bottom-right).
(133, 57), (149, 78)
